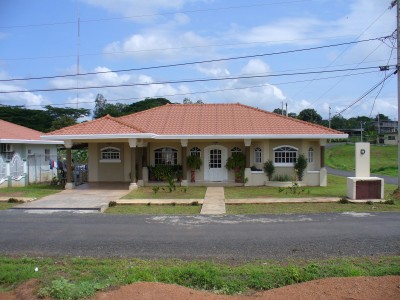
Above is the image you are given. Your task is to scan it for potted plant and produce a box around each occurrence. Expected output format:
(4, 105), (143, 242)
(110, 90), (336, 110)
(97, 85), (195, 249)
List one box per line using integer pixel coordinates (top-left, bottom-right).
(226, 153), (246, 183)
(186, 155), (202, 182)
(263, 159), (275, 181)
(294, 154), (308, 181)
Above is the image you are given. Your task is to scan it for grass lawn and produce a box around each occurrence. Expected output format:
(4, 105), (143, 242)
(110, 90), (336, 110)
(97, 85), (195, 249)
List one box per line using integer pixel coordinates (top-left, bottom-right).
(0, 256), (399, 298)
(225, 175), (397, 199)
(0, 203), (18, 210)
(327, 144), (398, 176)
(106, 204), (201, 214)
(227, 200), (400, 214)
(0, 184), (63, 199)
(122, 186), (207, 199)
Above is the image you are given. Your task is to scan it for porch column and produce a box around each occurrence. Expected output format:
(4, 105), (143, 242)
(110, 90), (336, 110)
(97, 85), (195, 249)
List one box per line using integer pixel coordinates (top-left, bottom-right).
(181, 139), (188, 186)
(137, 146), (143, 186)
(319, 140), (327, 186)
(320, 146), (325, 167)
(64, 140), (74, 190)
(244, 139), (252, 186)
(142, 142), (149, 183)
(129, 139), (138, 190)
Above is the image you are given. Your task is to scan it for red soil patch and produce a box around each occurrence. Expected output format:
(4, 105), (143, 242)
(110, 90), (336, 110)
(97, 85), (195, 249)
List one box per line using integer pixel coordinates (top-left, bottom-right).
(2, 276), (399, 300)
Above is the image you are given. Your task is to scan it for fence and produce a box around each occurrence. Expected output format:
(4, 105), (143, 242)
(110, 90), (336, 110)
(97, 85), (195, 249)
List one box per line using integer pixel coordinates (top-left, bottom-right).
(27, 154), (58, 184)
(27, 154), (88, 186)
(0, 153), (27, 188)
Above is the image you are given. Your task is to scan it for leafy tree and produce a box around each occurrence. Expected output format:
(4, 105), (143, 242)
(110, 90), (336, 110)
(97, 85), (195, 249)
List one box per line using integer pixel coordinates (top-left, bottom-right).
(298, 109), (323, 124)
(93, 93), (108, 119)
(288, 112), (297, 118)
(0, 105), (51, 132)
(374, 113), (390, 121)
(49, 116), (77, 131)
(44, 105), (90, 120)
(183, 98), (203, 104)
(273, 108), (286, 115)
(330, 115), (347, 129)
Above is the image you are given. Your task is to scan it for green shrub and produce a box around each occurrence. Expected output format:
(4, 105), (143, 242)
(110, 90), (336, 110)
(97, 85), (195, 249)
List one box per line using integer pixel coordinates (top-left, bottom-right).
(263, 160), (275, 181)
(294, 154), (308, 181)
(108, 201), (117, 207)
(273, 174), (291, 182)
(338, 197), (350, 204)
(152, 186), (160, 194)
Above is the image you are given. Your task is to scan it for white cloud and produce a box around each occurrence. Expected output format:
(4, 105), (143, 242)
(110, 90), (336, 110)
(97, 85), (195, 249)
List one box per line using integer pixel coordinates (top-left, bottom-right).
(49, 65), (192, 109)
(0, 71), (48, 107)
(104, 29), (212, 61)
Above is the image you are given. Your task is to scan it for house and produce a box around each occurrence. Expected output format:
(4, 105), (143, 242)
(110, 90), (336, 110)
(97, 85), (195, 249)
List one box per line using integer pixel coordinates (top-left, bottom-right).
(42, 103), (348, 189)
(0, 119), (61, 186)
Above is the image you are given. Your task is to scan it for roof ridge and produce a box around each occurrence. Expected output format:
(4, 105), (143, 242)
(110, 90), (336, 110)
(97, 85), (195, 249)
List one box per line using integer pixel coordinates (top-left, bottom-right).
(109, 114), (145, 133)
(235, 103), (343, 134)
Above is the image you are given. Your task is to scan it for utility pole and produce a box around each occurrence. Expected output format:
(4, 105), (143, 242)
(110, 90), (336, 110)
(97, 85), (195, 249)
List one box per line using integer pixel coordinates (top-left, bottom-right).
(360, 122), (363, 142)
(394, 0), (400, 187)
(328, 106), (331, 129)
(285, 103), (288, 117)
(397, 0), (400, 187)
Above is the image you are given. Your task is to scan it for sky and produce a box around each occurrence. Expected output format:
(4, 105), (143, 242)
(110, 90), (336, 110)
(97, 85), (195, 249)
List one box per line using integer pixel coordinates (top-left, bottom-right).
(0, 0), (397, 120)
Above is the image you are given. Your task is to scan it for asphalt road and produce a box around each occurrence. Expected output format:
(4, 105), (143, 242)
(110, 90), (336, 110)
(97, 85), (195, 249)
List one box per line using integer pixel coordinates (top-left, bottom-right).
(326, 167), (397, 185)
(0, 211), (399, 260)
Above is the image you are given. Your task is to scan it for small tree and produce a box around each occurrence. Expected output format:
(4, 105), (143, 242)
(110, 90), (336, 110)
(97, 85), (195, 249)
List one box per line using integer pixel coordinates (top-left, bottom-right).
(226, 153), (246, 183)
(263, 160), (275, 181)
(294, 154), (308, 181)
(186, 155), (202, 182)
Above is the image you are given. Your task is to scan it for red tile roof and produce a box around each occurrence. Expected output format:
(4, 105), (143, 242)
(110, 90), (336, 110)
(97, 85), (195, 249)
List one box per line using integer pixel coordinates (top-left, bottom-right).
(0, 119), (44, 140)
(44, 114), (144, 136)
(45, 103), (344, 137)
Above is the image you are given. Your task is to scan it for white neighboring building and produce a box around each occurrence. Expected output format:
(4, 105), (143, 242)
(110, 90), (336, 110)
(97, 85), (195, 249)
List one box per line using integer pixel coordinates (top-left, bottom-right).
(0, 119), (61, 185)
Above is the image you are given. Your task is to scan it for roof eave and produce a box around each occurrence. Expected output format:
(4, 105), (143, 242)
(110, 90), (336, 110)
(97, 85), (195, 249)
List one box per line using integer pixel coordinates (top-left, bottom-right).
(40, 133), (155, 140)
(0, 138), (62, 145)
(152, 134), (349, 139)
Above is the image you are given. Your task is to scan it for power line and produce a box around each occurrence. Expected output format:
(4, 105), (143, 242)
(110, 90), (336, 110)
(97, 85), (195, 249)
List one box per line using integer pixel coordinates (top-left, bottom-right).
(0, 66), (390, 94)
(0, 0), (309, 29)
(289, 7), (390, 99)
(17, 69), (380, 108)
(0, 36), (387, 83)
(335, 70), (397, 116)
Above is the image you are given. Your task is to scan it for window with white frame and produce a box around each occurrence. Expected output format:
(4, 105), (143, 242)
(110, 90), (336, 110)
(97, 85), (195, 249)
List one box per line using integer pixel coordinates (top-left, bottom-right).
(388, 135), (396, 140)
(190, 147), (201, 157)
(273, 146), (298, 166)
(100, 147), (121, 162)
(231, 147), (242, 155)
(254, 147), (262, 164)
(308, 147), (314, 163)
(154, 147), (178, 165)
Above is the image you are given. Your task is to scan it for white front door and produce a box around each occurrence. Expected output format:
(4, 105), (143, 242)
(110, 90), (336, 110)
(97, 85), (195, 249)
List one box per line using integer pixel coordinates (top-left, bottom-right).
(204, 145), (228, 182)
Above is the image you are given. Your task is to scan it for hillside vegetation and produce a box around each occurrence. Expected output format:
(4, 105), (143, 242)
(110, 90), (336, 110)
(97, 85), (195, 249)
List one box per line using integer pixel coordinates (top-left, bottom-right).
(327, 144), (397, 176)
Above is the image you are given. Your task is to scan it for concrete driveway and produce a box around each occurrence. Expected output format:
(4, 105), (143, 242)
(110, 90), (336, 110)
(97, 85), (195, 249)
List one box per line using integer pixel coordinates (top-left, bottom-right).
(13, 183), (130, 212)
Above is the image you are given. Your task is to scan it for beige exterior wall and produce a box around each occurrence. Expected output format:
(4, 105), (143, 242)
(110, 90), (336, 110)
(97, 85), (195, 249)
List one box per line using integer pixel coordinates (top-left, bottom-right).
(88, 142), (128, 182)
(85, 138), (324, 186)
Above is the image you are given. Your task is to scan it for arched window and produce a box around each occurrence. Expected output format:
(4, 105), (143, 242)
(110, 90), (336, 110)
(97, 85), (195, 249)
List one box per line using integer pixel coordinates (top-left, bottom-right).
(254, 147), (262, 164)
(100, 147), (121, 162)
(154, 147), (178, 165)
(273, 146), (298, 166)
(308, 147), (314, 163)
(190, 147), (201, 157)
(231, 147), (242, 155)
